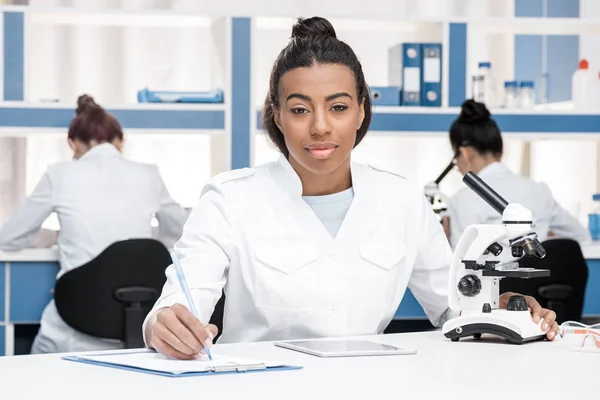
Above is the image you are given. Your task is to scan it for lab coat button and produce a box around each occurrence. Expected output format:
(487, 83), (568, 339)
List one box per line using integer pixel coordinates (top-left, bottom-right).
(330, 251), (337, 259)
(333, 307), (341, 314)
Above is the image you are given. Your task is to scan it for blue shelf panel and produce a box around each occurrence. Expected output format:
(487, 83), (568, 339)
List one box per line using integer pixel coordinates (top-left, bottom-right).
(257, 110), (600, 134)
(0, 325), (4, 356)
(0, 263), (5, 321)
(9, 262), (59, 323)
(0, 107), (225, 130)
(584, 260), (600, 316)
(3, 11), (24, 101)
(371, 112), (600, 133)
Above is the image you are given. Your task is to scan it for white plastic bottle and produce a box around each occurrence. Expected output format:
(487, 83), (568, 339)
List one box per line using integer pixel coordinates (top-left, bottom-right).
(572, 59), (595, 110)
(477, 62), (497, 108)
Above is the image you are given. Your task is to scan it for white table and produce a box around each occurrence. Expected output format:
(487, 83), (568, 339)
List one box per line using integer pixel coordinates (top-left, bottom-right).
(0, 331), (597, 399)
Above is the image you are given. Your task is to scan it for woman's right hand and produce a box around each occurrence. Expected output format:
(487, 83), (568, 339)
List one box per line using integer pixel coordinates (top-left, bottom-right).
(146, 303), (218, 360)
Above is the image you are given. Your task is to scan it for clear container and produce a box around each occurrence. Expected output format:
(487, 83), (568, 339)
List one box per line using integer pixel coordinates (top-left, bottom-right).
(476, 62), (497, 108)
(519, 81), (536, 109)
(588, 193), (600, 241)
(472, 75), (485, 103)
(503, 80), (519, 108)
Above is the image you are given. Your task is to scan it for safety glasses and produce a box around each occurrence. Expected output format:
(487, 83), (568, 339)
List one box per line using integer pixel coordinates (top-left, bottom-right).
(559, 321), (600, 352)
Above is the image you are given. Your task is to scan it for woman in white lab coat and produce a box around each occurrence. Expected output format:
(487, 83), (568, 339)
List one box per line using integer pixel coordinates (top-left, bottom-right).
(446, 99), (591, 250)
(143, 17), (558, 360)
(0, 95), (189, 354)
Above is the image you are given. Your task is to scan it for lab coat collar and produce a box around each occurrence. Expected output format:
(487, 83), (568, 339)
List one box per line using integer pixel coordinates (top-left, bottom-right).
(276, 154), (367, 198)
(79, 143), (122, 160)
(477, 162), (511, 179)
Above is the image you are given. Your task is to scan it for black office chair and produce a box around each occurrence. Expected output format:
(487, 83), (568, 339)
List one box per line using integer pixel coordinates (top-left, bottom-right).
(209, 292), (226, 342)
(500, 238), (589, 324)
(54, 239), (171, 349)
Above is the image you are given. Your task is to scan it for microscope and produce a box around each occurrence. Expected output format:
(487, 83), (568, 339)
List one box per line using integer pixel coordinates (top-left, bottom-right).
(442, 171), (551, 344)
(424, 153), (456, 219)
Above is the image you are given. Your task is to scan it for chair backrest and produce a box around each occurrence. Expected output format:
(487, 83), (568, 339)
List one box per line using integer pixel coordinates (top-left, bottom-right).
(54, 239), (171, 342)
(209, 292), (226, 342)
(500, 238), (589, 324)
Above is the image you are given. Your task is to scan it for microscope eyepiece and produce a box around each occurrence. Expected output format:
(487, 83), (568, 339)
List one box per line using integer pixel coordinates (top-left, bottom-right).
(463, 171), (509, 215)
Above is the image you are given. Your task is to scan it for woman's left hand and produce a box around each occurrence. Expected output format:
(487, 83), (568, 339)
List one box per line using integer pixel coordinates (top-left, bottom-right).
(499, 292), (558, 341)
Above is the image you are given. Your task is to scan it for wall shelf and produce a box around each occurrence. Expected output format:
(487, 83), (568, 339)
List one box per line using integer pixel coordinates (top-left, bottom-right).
(256, 108), (600, 137)
(0, 103), (226, 131)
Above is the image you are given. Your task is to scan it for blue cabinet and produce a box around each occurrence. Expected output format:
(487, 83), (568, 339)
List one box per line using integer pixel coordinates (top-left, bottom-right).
(0, 263), (5, 321)
(395, 289), (426, 319)
(584, 260), (600, 316)
(9, 262), (59, 322)
(0, 325), (4, 356)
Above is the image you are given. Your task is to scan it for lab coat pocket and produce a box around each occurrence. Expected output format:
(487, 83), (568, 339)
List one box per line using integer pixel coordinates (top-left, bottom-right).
(358, 238), (407, 307)
(254, 241), (320, 312)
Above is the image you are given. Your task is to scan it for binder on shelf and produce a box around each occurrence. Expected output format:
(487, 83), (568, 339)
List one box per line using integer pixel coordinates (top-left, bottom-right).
(137, 88), (224, 104)
(370, 86), (402, 106)
(402, 43), (422, 106)
(421, 43), (442, 107)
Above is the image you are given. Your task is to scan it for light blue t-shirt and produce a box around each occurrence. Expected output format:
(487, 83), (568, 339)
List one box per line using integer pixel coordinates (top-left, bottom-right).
(302, 187), (354, 238)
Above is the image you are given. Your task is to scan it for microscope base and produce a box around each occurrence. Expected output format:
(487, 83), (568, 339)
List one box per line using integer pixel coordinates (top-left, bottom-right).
(442, 310), (548, 344)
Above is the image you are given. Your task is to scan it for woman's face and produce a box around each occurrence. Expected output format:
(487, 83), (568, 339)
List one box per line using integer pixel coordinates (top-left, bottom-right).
(275, 63), (365, 176)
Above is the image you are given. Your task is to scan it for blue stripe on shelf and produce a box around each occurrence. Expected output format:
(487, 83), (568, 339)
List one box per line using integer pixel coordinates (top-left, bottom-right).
(258, 110), (600, 133)
(448, 23), (467, 107)
(0, 108), (225, 130)
(369, 112), (600, 133)
(231, 18), (251, 169)
(3, 12), (25, 101)
(0, 325), (4, 356)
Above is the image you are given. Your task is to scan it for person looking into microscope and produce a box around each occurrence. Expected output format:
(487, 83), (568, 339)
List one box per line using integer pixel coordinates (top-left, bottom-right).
(446, 99), (591, 250)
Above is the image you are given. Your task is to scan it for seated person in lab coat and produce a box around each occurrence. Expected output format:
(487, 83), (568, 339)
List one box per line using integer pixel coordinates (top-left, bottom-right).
(0, 94), (189, 354)
(446, 99), (591, 250)
(143, 17), (558, 360)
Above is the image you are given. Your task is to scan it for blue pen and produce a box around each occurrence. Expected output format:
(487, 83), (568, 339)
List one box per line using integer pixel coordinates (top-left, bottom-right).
(170, 252), (213, 360)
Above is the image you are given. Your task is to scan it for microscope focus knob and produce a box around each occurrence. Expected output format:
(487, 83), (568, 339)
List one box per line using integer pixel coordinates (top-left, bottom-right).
(506, 295), (528, 311)
(457, 275), (481, 297)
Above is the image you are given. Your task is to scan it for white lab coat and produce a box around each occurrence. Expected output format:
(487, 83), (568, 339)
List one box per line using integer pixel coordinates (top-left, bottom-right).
(448, 162), (591, 251)
(0, 143), (189, 354)
(143, 155), (453, 344)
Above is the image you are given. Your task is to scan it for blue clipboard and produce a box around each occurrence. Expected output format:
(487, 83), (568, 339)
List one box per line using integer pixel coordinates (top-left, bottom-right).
(137, 88), (224, 104)
(62, 350), (302, 378)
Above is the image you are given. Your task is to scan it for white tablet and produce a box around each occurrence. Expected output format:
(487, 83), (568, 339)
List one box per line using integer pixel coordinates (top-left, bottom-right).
(274, 339), (417, 358)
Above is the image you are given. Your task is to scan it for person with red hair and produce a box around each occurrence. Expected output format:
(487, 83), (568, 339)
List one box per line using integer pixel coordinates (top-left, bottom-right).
(0, 94), (189, 354)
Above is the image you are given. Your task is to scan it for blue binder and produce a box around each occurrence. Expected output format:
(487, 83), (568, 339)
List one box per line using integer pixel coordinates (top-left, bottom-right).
(63, 350), (302, 378)
(370, 86), (402, 106)
(402, 43), (422, 106)
(421, 43), (442, 107)
(137, 88), (224, 103)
